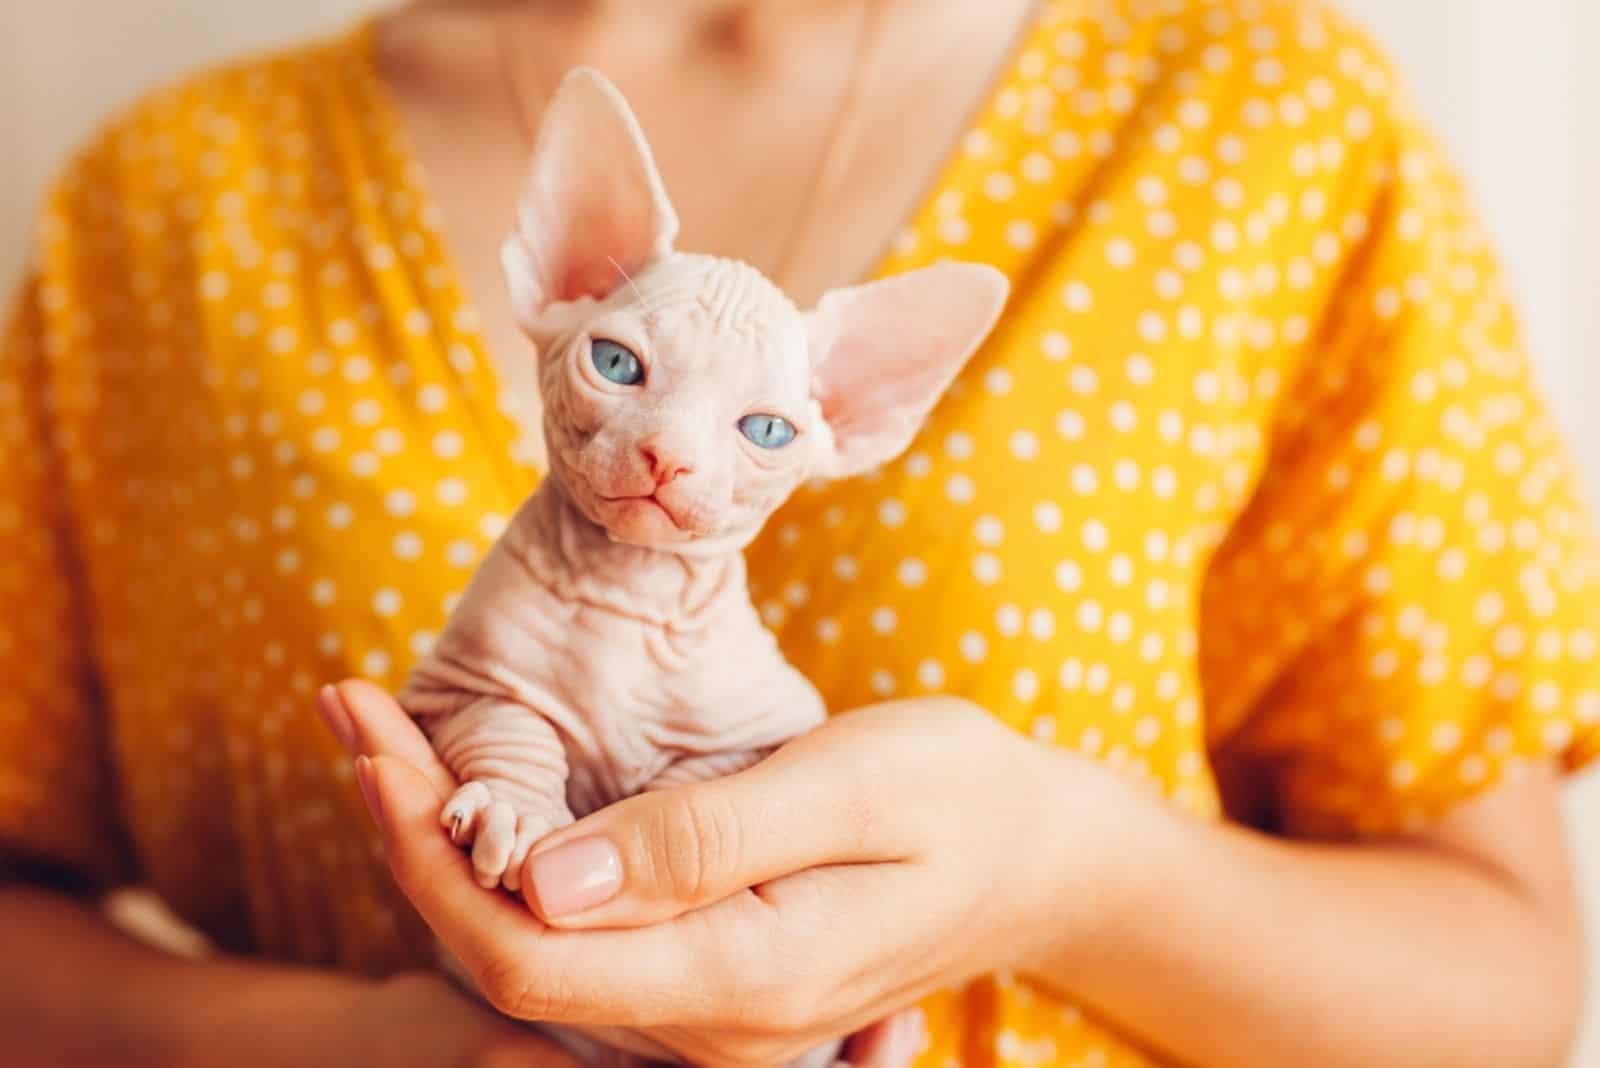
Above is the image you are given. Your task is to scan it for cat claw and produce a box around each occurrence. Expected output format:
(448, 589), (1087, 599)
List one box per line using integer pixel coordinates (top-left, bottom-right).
(441, 781), (494, 846)
(440, 781), (566, 890)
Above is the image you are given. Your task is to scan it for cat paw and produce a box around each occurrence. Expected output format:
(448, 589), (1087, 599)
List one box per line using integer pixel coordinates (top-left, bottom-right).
(441, 781), (566, 890)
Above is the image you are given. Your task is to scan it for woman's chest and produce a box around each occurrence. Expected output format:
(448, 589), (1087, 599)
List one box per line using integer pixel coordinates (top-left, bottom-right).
(74, 178), (1293, 844)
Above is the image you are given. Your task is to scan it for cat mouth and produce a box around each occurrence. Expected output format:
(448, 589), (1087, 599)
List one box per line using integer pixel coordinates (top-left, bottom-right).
(597, 491), (688, 532)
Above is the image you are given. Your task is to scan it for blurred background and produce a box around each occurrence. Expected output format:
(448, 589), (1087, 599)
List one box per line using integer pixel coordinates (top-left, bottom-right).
(3, 0), (1598, 1061)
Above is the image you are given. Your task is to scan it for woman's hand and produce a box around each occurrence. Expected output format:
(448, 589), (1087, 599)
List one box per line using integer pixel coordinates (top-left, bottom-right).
(319, 680), (1133, 1067)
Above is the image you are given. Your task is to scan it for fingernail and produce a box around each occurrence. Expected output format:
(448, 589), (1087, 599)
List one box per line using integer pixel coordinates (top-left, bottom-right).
(318, 684), (357, 751)
(354, 755), (382, 829)
(527, 837), (622, 918)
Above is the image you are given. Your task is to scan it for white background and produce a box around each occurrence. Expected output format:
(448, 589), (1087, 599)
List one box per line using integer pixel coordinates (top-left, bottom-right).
(3, 1), (1598, 1062)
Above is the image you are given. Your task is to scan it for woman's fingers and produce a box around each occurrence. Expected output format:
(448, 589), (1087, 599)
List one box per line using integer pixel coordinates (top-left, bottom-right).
(843, 1012), (923, 1068)
(319, 679), (456, 799)
(358, 754), (699, 1029)
(517, 732), (906, 930)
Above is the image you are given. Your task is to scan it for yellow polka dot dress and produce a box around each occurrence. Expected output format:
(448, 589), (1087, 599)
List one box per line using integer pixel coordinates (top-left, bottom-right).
(3, 1), (1598, 1063)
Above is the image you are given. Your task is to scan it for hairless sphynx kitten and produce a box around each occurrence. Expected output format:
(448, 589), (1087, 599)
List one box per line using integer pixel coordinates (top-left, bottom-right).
(399, 67), (1008, 1067)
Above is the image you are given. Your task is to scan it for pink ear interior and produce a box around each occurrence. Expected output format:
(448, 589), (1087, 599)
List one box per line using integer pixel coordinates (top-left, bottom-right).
(502, 68), (679, 329)
(807, 262), (1010, 479)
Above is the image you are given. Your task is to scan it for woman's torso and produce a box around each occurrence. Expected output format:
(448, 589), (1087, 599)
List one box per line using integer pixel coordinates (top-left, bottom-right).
(17, 2), (1590, 1064)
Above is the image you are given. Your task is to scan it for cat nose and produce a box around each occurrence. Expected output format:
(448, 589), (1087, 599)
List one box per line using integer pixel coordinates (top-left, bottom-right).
(640, 442), (692, 487)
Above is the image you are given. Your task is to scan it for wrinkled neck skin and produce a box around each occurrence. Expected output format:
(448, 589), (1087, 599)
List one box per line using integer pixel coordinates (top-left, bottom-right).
(509, 477), (748, 629)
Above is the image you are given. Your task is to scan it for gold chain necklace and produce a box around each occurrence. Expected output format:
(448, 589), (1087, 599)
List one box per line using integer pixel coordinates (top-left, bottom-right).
(492, 1), (886, 287)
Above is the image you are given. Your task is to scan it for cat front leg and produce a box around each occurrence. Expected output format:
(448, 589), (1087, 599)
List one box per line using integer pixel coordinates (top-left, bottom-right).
(642, 747), (776, 792)
(420, 697), (574, 890)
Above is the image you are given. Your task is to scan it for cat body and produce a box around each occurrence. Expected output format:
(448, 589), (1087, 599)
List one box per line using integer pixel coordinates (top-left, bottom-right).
(402, 463), (824, 846)
(399, 67), (1007, 1068)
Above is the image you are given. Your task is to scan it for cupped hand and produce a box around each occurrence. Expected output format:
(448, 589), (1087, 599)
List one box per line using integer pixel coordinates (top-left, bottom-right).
(318, 680), (1127, 1068)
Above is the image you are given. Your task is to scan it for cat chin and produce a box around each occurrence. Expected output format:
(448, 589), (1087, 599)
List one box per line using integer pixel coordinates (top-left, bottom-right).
(593, 494), (698, 547)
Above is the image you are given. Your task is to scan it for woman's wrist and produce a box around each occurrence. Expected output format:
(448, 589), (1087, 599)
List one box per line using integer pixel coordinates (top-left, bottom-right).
(1008, 744), (1182, 982)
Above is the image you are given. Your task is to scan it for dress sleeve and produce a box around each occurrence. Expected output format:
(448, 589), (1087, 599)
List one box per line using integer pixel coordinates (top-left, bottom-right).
(1201, 94), (1600, 838)
(0, 275), (133, 886)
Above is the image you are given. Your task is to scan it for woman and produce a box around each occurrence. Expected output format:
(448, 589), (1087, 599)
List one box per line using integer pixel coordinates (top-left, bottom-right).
(2, 0), (1594, 1064)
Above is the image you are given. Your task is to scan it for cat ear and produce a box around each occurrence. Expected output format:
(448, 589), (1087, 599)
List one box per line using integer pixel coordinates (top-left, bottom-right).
(806, 262), (1009, 480)
(502, 67), (680, 331)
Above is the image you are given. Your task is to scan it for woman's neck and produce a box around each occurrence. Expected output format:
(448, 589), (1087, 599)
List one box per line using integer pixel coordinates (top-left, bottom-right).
(458, 0), (881, 65)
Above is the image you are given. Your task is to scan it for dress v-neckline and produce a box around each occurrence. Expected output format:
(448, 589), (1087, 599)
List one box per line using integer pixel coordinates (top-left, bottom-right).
(341, 6), (1042, 500)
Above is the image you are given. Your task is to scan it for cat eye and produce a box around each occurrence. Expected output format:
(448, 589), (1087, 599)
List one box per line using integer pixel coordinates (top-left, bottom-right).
(591, 339), (644, 385)
(738, 413), (796, 450)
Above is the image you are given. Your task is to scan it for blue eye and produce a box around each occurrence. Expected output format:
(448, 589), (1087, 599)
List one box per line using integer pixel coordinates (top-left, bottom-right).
(591, 339), (643, 385)
(738, 413), (796, 449)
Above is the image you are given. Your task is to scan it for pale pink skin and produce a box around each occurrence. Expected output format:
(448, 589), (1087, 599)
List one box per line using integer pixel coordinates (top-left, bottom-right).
(399, 68), (1007, 1067)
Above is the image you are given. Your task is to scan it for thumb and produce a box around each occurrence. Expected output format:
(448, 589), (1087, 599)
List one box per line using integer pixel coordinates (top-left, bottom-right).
(518, 742), (899, 929)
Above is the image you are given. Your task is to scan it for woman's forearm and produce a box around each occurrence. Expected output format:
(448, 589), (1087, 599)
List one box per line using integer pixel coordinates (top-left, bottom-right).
(1030, 764), (1582, 1068)
(0, 883), (371, 1068)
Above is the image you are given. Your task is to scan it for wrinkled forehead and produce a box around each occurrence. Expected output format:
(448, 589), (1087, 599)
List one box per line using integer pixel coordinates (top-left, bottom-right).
(628, 255), (812, 400)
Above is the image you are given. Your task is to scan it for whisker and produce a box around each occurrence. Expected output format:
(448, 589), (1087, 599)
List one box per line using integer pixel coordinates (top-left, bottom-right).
(607, 256), (655, 320)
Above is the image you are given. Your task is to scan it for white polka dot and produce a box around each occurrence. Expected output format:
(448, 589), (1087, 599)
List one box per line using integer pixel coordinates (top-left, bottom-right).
(436, 478), (469, 506)
(418, 384), (449, 412)
(1005, 220), (1037, 250)
(1028, 608), (1056, 640)
(973, 553), (1002, 584)
(386, 489), (416, 518)
(984, 172), (1017, 201)
(974, 516), (1005, 546)
(1056, 409), (1086, 440)
(433, 430), (465, 459)
(897, 558), (928, 587)
(1008, 430), (1039, 460)
(996, 604), (1024, 637)
(393, 531), (423, 560)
